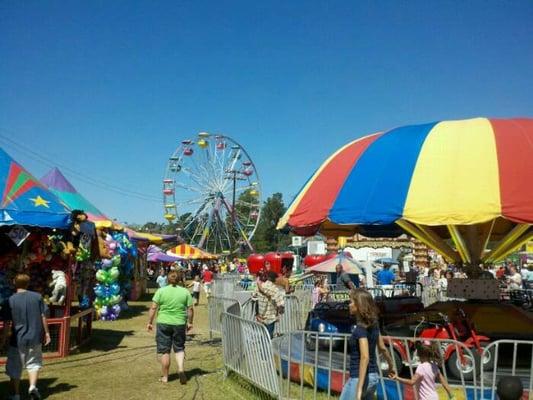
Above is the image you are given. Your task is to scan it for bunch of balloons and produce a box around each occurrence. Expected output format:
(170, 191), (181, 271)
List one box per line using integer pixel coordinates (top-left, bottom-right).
(109, 233), (136, 301)
(94, 244), (122, 321)
(93, 232), (137, 321)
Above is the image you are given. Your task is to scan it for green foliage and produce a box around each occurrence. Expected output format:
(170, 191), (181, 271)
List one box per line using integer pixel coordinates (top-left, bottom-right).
(138, 193), (291, 254)
(251, 192), (291, 253)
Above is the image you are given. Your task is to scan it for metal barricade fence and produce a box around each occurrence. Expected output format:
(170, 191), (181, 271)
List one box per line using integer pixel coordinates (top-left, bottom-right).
(212, 275), (241, 298)
(221, 312), (281, 398)
(240, 294), (306, 334)
(272, 332), (479, 400)
(208, 296), (239, 338)
(480, 340), (533, 400)
(276, 295), (303, 335)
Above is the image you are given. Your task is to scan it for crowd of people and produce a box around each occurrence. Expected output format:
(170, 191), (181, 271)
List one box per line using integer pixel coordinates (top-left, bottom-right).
(2, 254), (530, 399)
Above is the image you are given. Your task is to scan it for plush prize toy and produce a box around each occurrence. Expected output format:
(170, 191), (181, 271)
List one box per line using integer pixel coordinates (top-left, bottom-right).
(49, 269), (67, 305)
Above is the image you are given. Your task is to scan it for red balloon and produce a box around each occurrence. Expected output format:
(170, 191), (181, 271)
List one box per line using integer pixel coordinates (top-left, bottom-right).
(247, 252), (295, 275)
(304, 254), (327, 267)
(264, 252), (282, 274)
(247, 253), (265, 275)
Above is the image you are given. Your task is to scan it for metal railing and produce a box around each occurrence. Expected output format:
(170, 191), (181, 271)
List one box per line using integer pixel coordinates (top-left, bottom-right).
(221, 312), (281, 398)
(480, 340), (533, 400)
(239, 294), (305, 335)
(208, 295), (240, 338)
(210, 282), (533, 399)
(272, 332), (479, 400)
(212, 274), (242, 298)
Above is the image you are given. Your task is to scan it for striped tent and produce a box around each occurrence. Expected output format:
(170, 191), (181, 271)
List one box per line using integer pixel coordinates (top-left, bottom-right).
(278, 117), (533, 264)
(41, 167), (122, 229)
(167, 244), (217, 260)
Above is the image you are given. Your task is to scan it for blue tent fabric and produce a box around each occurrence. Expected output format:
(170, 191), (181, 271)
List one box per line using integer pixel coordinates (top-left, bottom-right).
(0, 148), (71, 229)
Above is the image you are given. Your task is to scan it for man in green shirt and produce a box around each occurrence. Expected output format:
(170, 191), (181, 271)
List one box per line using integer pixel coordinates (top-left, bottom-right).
(147, 270), (193, 385)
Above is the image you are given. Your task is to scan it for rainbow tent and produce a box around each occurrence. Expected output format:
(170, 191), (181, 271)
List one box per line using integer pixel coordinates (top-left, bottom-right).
(278, 118), (533, 264)
(0, 149), (70, 228)
(41, 168), (120, 229)
(167, 244), (217, 260)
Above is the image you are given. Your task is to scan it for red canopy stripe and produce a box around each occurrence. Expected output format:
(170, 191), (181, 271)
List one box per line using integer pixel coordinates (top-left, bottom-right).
(491, 118), (533, 223)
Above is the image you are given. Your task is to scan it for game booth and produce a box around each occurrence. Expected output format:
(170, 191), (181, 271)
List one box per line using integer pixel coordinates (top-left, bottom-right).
(0, 149), (96, 362)
(41, 168), (177, 313)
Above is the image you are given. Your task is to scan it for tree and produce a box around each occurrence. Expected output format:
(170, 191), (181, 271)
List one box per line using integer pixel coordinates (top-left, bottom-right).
(252, 193), (291, 253)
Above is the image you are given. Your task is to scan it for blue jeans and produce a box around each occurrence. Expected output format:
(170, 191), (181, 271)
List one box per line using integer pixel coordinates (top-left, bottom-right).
(264, 322), (275, 339)
(339, 373), (379, 400)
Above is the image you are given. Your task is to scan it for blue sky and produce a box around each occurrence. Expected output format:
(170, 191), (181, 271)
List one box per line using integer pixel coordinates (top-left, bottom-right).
(1, 1), (532, 224)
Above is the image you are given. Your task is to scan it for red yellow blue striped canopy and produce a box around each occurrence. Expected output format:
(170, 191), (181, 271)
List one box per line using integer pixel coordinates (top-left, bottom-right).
(278, 118), (533, 263)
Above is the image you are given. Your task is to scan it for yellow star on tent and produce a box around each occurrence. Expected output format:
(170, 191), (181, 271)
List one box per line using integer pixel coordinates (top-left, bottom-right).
(30, 195), (50, 208)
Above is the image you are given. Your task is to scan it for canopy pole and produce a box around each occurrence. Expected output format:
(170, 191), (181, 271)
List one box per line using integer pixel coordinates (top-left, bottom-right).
(413, 222), (460, 262)
(396, 219), (459, 262)
(471, 220), (495, 263)
(447, 225), (472, 264)
(490, 232), (533, 262)
(484, 224), (532, 262)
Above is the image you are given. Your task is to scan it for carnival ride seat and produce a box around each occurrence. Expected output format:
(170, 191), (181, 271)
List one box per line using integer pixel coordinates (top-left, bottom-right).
(377, 296), (424, 316)
(312, 301), (355, 325)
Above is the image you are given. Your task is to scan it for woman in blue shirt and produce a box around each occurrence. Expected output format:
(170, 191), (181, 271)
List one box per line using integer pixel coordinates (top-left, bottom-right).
(340, 289), (394, 400)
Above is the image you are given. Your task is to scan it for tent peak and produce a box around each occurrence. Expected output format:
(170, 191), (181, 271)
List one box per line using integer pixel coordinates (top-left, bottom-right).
(41, 168), (77, 193)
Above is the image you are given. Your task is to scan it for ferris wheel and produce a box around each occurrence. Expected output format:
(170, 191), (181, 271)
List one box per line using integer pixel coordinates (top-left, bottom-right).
(163, 133), (261, 255)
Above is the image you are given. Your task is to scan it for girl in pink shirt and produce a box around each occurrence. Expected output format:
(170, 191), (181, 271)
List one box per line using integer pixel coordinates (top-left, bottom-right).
(391, 344), (454, 400)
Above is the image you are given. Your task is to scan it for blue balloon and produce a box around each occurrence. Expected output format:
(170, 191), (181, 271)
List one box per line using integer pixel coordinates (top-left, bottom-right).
(94, 284), (105, 298)
(110, 283), (120, 295)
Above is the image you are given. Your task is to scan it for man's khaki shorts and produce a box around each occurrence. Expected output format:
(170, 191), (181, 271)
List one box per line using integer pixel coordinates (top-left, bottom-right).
(5, 344), (43, 379)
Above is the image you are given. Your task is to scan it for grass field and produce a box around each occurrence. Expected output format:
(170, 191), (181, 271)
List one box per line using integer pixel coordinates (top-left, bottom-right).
(0, 291), (277, 400)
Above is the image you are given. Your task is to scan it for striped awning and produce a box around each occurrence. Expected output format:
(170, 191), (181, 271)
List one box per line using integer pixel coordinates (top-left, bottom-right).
(167, 244), (217, 260)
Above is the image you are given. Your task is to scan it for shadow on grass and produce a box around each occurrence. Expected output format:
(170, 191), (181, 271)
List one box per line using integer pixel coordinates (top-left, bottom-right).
(114, 303), (149, 320)
(167, 367), (210, 382)
(77, 329), (135, 352)
(0, 377), (78, 399)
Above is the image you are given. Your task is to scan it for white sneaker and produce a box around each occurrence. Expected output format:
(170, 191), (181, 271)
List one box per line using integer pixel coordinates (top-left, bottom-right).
(9, 395), (21, 400)
(29, 387), (41, 400)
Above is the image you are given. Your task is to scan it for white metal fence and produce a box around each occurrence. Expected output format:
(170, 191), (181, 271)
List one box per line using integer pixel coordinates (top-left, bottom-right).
(480, 340), (533, 400)
(212, 274), (241, 298)
(221, 312), (281, 398)
(210, 284), (533, 399)
(239, 294), (306, 335)
(208, 296), (239, 338)
(272, 332), (481, 400)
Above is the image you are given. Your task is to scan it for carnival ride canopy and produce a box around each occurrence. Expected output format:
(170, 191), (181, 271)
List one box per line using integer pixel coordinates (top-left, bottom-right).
(0, 149), (70, 229)
(167, 243), (217, 260)
(308, 254), (363, 275)
(278, 118), (533, 264)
